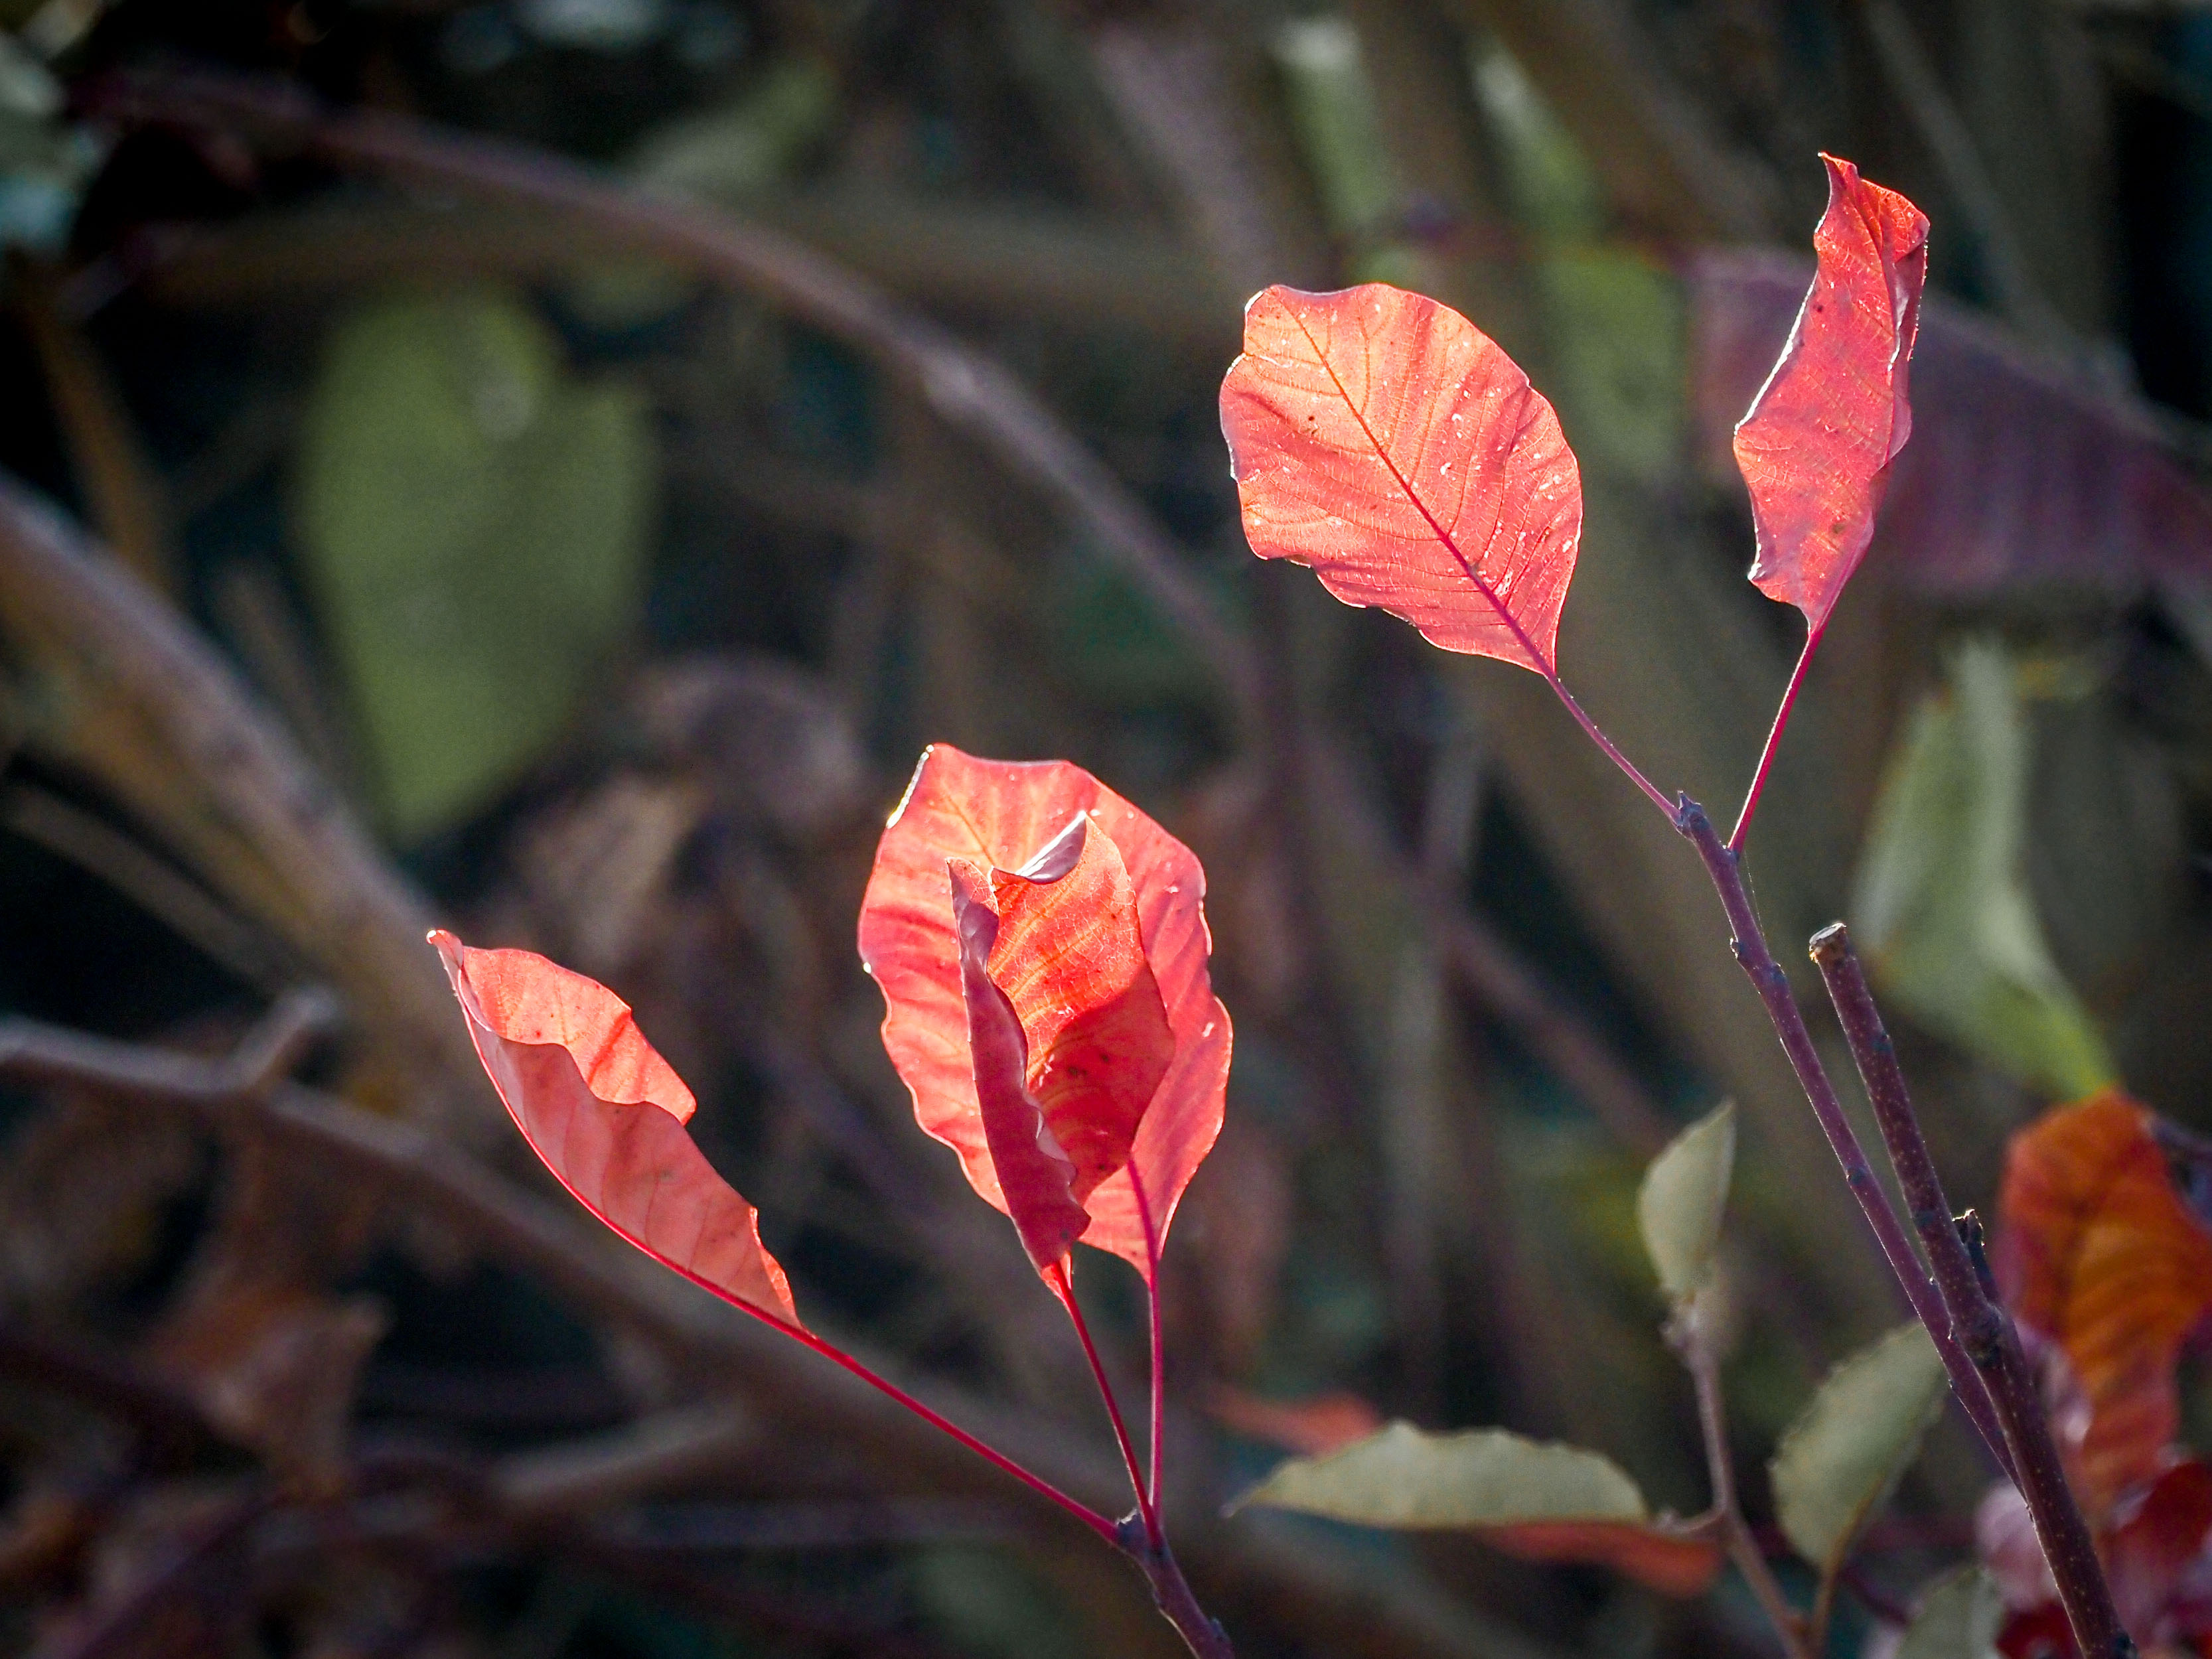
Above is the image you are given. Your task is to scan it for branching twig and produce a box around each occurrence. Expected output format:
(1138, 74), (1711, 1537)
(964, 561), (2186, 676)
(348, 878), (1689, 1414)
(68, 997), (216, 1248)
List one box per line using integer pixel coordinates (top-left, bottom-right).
(1669, 1308), (1811, 1659)
(1674, 798), (2014, 1474)
(1810, 923), (2134, 1659)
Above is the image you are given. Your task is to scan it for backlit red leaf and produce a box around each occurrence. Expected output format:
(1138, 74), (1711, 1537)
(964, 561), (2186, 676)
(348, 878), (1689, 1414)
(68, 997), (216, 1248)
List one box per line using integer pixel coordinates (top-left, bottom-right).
(986, 817), (1173, 1201)
(1996, 1091), (2212, 1512)
(948, 859), (1089, 1276)
(1731, 155), (1928, 632)
(856, 746), (1230, 1277)
(431, 930), (800, 1328)
(1692, 252), (2212, 606)
(1483, 1522), (1725, 1600)
(2104, 1457), (2212, 1639)
(1220, 283), (1581, 675)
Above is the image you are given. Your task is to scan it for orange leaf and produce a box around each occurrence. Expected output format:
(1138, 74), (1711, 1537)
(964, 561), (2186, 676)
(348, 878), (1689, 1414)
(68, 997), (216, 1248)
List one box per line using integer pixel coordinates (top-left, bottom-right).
(1483, 1522), (1725, 1600)
(1206, 1387), (1384, 1459)
(857, 747), (1230, 1279)
(1997, 1091), (2212, 1511)
(988, 816), (1173, 1204)
(432, 931), (800, 1328)
(1732, 156), (1929, 631)
(1220, 283), (1581, 676)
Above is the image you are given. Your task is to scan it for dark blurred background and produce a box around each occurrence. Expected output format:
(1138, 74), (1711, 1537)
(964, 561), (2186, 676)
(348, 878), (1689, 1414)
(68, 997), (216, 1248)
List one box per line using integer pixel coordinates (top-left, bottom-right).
(0, 1), (2208, 1655)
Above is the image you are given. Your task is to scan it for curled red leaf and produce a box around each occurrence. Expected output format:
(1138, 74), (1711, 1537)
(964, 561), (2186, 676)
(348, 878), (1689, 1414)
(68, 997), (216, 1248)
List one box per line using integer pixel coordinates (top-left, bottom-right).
(1996, 1091), (2212, 1513)
(857, 747), (1230, 1279)
(1220, 282), (1581, 675)
(1692, 254), (2212, 607)
(948, 859), (1089, 1275)
(1732, 155), (1929, 631)
(431, 930), (800, 1328)
(987, 816), (1172, 1204)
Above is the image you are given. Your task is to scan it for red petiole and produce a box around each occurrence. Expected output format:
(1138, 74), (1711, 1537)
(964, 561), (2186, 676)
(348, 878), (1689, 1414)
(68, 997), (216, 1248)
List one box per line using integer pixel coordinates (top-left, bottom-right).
(1049, 1258), (1163, 1546)
(1728, 624), (1826, 851)
(692, 1280), (1121, 1546)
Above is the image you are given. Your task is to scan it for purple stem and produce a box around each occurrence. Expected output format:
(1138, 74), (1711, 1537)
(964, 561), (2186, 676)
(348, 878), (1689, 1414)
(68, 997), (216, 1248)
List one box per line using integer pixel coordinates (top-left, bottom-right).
(1675, 798), (2015, 1476)
(1810, 924), (2132, 1659)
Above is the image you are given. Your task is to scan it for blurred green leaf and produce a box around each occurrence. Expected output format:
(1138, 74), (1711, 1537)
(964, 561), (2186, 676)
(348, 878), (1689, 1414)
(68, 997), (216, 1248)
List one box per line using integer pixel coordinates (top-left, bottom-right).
(1636, 1100), (1734, 1302)
(632, 56), (838, 203)
(1469, 45), (1606, 243)
(1535, 251), (1684, 487)
(1274, 17), (1402, 252)
(1896, 1565), (2005, 1659)
(1852, 638), (2118, 1098)
(1770, 1322), (1947, 1581)
(296, 287), (654, 841)
(1234, 1421), (1725, 1595)
(1234, 1421), (1645, 1526)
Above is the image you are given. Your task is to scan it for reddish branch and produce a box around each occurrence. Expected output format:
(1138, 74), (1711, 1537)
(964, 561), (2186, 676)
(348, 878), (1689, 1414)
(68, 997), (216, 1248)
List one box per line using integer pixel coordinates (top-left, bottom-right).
(1810, 923), (2134, 1659)
(1673, 798), (2016, 1474)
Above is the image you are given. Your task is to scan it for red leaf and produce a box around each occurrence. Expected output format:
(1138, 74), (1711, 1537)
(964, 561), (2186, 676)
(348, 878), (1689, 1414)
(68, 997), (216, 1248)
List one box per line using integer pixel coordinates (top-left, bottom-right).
(1692, 251), (2212, 606)
(1730, 155), (1928, 632)
(948, 859), (1089, 1276)
(986, 816), (1173, 1201)
(857, 746), (1230, 1278)
(2106, 1458), (2212, 1638)
(1996, 1092), (2212, 1512)
(431, 930), (800, 1328)
(1220, 283), (1581, 675)
(1483, 1522), (1725, 1599)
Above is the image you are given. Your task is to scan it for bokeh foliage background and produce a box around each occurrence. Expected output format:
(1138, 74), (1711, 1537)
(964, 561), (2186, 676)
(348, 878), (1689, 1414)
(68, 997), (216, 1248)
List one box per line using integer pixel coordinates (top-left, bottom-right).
(0, 1), (2209, 1655)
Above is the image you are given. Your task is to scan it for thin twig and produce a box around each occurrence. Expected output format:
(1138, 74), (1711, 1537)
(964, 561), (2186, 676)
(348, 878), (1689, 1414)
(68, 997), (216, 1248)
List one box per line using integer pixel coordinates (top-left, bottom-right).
(0, 782), (290, 990)
(1810, 923), (2134, 1659)
(1670, 1309), (1811, 1659)
(1674, 797), (2014, 1474)
(0, 472), (482, 1115)
(31, 1487), (271, 1659)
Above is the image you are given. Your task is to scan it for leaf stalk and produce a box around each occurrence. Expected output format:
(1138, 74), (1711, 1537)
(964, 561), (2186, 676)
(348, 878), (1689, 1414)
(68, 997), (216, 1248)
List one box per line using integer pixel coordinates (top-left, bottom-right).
(1047, 1259), (1162, 1547)
(1729, 624), (1826, 852)
(1671, 1310), (1814, 1659)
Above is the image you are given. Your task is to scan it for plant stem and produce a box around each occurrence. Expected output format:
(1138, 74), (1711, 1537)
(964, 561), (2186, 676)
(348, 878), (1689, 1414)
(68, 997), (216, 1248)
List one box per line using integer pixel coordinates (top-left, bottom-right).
(1674, 798), (2015, 1477)
(1046, 1260), (1161, 1546)
(1729, 624), (1824, 852)
(1810, 924), (2135, 1659)
(1118, 1518), (1238, 1659)
(1672, 1311), (1812, 1659)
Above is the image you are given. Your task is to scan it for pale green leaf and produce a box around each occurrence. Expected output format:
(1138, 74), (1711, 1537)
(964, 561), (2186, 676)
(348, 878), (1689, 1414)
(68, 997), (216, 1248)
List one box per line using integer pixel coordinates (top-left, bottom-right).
(296, 288), (654, 841)
(1534, 251), (1685, 488)
(1637, 1100), (1735, 1301)
(1771, 1323), (1948, 1577)
(1272, 17), (1403, 246)
(1895, 1565), (2004, 1659)
(1852, 639), (2117, 1098)
(1234, 1421), (1647, 1527)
